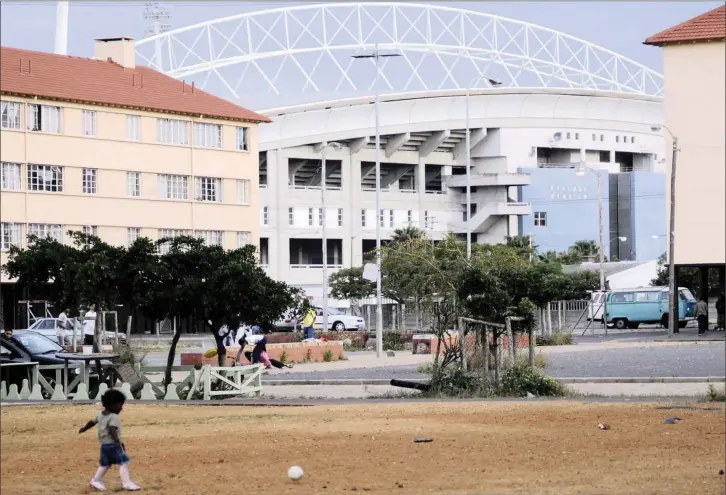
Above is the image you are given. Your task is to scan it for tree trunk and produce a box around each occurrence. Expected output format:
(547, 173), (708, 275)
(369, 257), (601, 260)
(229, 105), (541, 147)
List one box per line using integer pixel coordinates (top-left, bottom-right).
(209, 323), (229, 367)
(93, 299), (102, 353)
(164, 322), (182, 391)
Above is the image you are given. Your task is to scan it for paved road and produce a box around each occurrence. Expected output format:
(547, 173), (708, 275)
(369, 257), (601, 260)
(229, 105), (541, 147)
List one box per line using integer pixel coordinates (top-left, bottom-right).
(261, 342), (726, 381)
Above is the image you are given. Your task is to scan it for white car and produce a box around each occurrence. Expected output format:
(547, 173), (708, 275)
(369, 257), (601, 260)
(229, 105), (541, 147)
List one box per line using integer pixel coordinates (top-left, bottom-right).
(22, 317), (127, 345)
(313, 307), (365, 332)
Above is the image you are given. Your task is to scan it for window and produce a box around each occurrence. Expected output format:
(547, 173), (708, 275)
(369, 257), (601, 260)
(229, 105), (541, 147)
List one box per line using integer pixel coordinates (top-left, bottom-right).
(82, 168), (97, 194)
(566, 132), (571, 139)
(361, 209), (366, 227)
(236, 127), (248, 151)
(158, 229), (186, 254)
(1, 163), (21, 190)
(591, 134), (596, 141)
(616, 136), (620, 143)
(600, 134), (604, 142)
(407, 210), (413, 225)
(389, 210), (394, 227)
(424, 211), (429, 228)
(308, 208), (314, 227)
(196, 230), (223, 246)
(193, 122), (222, 149)
(1, 101), (21, 129)
(534, 211), (547, 227)
(575, 133), (580, 140)
(127, 227), (141, 246)
(0, 223), (23, 250)
(318, 208), (323, 227)
(27, 164), (63, 192)
(288, 207), (294, 226)
(158, 174), (188, 200)
(82, 225), (98, 247)
(156, 118), (189, 145)
(337, 208), (343, 227)
(82, 110), (97, 136)
(195, 176), (222, 202)
(262, 206), (269, 226)
(126, 115), (141, 141)
(28, 224), (62, 243)
(127, 172), (140, 197)
(237, 231), (251, 248)
(237, 179), (250, 204)
(27, 104), (63, 133)
(380, 209), (384, 228)
(631, 137), (635, 144)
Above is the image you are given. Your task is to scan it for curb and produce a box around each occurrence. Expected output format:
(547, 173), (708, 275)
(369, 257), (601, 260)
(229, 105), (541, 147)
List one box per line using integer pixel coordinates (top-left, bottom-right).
(261, 377), (726, 386)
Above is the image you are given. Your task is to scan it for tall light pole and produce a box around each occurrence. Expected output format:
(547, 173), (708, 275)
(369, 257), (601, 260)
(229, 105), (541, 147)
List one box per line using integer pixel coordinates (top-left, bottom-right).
(352, 44), (401, 358)
(464, 76), (502, 258)
(651, 125), (679, 334)
(319, 141), (342, 333)
(576, 163), (606, 331)
(54, 1), (69, 55)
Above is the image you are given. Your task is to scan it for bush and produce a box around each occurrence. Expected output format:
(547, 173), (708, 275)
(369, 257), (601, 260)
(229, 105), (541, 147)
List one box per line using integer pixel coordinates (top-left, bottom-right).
(382, 331), (405, 351)
(323, 350), (334, 362)
(498, 361), (569, 397)
(428, 367), (485, 398)
(279, 351), (288, 364)
(705, 384), (726, 402)
(537, 332), (573, 346)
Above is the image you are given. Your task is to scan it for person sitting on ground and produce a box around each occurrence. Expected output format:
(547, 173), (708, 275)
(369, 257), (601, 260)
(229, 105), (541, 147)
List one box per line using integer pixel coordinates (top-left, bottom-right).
(234, 332), (292, 369)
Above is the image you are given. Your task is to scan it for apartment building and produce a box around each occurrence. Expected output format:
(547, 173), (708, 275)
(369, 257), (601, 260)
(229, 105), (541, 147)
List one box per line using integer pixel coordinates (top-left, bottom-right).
(645, 5), (726, 301)
(0, 38), (269, 311)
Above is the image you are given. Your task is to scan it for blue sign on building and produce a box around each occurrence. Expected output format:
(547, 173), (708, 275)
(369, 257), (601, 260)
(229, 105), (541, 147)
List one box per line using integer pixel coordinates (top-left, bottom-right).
(518, 167), (666, 261)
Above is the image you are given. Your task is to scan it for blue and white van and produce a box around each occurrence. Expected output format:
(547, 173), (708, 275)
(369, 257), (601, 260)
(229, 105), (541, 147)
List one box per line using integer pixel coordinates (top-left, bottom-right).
(604, 286), (696, 330)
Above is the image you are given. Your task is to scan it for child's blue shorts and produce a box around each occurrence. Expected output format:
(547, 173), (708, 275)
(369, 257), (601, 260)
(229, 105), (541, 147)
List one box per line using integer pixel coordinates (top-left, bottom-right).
(99, 444), (130, 467)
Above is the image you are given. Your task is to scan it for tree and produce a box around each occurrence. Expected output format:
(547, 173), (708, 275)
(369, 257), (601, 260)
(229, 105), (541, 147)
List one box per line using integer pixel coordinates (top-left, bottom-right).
(328, 267), (375, 301)
(568, 240), (600, 263)
(537, 249), (580, 265)
(390, 226), (426, 244)
(505, 235), (537, 260)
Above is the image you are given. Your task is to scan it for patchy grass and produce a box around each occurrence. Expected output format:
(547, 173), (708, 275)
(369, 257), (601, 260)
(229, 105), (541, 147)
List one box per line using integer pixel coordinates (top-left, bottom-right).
(704, 384), (726, 402)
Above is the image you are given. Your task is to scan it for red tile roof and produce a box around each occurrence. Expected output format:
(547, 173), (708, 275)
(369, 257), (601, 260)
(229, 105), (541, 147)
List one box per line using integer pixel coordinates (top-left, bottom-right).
(0, 45), (270, 123)
(644, 5), (725, 46)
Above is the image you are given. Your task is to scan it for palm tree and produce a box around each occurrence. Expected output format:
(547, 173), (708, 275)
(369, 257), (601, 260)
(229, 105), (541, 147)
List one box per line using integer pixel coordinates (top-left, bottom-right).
(390, 226), (426, 244)
(569, 240), (600, 262)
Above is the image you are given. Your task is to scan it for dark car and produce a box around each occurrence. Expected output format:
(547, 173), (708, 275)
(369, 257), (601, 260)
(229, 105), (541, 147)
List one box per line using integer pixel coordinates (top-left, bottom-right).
(1, 331), (91, 392)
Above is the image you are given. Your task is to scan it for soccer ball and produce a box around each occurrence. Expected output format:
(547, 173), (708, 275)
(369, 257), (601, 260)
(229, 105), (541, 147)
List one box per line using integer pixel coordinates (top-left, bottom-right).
(288, 465), (304, 481)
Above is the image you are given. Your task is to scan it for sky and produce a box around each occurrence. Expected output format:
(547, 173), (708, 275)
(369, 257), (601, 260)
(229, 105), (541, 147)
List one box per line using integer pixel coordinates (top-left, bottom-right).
(1, 1), (721, 109)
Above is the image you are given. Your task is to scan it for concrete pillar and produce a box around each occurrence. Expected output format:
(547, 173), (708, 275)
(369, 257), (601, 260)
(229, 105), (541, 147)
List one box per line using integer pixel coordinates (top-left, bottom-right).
(417, 157), (426, 227)
(719, 265), (725, 294)
(272, 148), (289, 278)
(699, 266), (709, 302)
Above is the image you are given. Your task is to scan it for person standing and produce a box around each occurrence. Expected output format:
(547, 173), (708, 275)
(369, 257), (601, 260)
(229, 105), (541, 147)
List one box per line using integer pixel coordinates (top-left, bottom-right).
(302, 307), (316, 340)
(57, 309), (69, 346)
(716, 293), (725, 332)
(83, 304), (97, 346)
(695, 298), (709, 335)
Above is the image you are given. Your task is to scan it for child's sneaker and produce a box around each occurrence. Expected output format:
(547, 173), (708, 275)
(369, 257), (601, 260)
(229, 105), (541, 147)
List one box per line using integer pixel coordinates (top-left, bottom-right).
(123, 482), (141, 491)
(89, 480), (107, 491)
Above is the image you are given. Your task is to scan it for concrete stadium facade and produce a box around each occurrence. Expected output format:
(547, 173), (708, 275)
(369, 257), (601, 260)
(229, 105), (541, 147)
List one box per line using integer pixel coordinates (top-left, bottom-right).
(256, 88), (666, 301)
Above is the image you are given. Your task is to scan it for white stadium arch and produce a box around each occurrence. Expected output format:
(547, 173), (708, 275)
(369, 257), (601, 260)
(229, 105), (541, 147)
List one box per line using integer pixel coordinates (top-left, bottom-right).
(135, 2), (664, 109)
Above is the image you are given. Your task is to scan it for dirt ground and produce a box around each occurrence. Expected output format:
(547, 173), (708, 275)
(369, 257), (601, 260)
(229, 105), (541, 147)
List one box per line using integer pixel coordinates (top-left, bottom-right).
(1, 401), (724, 495)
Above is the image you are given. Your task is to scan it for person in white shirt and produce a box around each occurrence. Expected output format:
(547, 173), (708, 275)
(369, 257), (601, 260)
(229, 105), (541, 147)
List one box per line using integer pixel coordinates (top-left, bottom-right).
(57, 309), (69, 346)
(83, 305), (97, 346)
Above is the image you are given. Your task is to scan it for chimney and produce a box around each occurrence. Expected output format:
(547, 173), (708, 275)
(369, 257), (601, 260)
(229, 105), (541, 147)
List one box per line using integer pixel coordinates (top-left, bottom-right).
(94, 37), (135, 69)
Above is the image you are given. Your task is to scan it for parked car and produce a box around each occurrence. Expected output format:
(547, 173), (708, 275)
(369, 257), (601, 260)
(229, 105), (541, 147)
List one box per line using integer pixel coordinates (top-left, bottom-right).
(313, 307), (365, 332)
(21, 317), (127, 345)
(0, 331), (89, 391)
(274, 309), (300, 332)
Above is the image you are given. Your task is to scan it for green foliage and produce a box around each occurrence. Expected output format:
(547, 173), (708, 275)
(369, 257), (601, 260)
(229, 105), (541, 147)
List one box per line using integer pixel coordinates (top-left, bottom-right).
(498, 361), (570, 397)
(323, 350), (334, 362)
(328, 267), (374, 301)
(536, 332), (573, 346)
(705, 384), (726, 402)
(390, 226), (426, 244)
(382, 331), (405, 351)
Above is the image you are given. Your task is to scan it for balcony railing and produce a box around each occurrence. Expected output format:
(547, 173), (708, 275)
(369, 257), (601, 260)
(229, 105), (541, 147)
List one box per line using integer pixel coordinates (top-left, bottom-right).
(290, 264), (343, 269)
(290, 185), (343, 191)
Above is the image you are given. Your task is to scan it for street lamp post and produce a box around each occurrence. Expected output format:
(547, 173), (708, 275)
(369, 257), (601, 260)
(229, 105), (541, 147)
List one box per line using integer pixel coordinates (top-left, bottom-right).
(352, 44), (402, 358)
(319, 142), (342, 334)
(651, 125), (679, 335)
(464, 76), (501, 259)
(576, 163), (606, 330)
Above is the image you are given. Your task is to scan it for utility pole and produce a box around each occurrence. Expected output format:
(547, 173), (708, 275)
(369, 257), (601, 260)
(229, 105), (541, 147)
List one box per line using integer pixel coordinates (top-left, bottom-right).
(54, 1), (69, 55)
(143, 2), (172, 70)
(668, 136), (679, 334)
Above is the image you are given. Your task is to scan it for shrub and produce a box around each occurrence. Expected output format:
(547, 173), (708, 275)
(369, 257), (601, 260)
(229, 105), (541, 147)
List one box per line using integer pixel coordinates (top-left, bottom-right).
(323, 350), (334, 362)
(705, 384), (726, 402)
(498, 361), (569, 397)
(382, 331), (405, 351)
(279, 351), (288, 364)
(537, 332), (573, 346)
(417, 362), (434, 374)
(428, 367), (486, 398)
(305, 348), (312, 362)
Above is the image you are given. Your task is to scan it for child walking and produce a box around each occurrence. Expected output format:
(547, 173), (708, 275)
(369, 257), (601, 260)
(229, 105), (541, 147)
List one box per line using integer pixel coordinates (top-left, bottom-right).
(79, 389), (141, 491)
